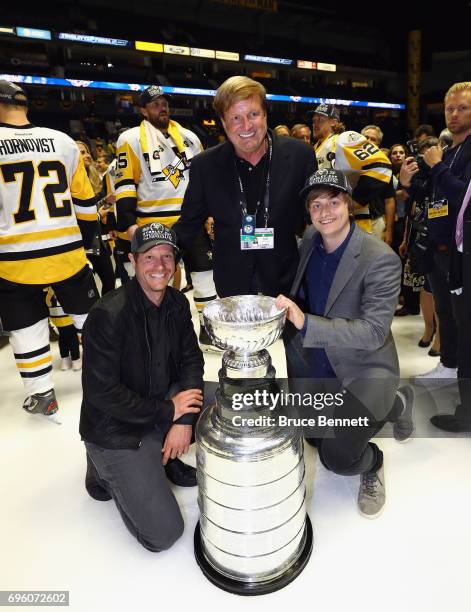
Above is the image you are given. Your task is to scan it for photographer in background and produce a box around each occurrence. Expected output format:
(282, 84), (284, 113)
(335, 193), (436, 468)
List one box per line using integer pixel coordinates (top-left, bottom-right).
(399, 138), (440, 352)
(400, 82), (471, 431)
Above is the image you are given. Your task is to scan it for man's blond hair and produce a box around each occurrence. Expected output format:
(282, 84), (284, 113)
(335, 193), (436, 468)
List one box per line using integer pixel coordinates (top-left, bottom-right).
(445, 82), (471, 101)
(213, 76), (266, 118)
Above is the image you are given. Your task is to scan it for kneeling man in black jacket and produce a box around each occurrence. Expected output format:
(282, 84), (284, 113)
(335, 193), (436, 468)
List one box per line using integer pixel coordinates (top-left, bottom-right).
(80, 222), (204, 552)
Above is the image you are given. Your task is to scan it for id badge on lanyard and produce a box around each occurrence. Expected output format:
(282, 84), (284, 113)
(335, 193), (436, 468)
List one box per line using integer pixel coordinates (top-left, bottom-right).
(428, 199), (448, 219)
(240, 214), (274, 250)
(238, 135), (274, 250)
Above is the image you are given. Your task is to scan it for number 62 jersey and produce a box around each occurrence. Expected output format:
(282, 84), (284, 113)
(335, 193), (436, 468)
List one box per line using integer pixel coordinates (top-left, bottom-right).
(0, 124), (98, 285)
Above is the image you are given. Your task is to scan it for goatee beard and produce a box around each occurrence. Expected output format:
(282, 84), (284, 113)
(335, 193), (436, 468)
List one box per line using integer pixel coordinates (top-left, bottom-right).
(149, 116), (170, 131)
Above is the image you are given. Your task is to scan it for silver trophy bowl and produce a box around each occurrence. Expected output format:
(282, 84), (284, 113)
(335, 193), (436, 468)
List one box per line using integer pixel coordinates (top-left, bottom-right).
(203, 295), (287, 378)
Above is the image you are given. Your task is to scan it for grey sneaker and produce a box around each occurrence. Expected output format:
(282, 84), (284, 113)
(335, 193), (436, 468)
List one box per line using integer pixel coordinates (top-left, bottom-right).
(358, 464), (385, 519)
(393, 385), (414, 442)
(22, 389), (58, 416)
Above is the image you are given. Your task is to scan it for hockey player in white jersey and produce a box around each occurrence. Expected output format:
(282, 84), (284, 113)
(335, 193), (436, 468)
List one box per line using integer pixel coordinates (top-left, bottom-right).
(0, 81), (100, 417)
(115, 85), (217, 350)
(310, 103), (393, 235)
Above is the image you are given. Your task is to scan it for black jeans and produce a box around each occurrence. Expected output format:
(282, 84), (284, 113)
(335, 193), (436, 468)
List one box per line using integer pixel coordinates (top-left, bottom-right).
(309, 389), (403, 476)
(85, 427), (184, 552)
(427, 249), (458, 369)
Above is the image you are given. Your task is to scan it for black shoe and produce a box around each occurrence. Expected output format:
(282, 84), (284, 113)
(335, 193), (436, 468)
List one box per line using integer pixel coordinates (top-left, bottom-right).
(430, 414), (471, 433)
(85, 454), (112, 501)
(164, 458), (197, 487)
(418, 322), (436, 347)
(428, 348), (440, 357)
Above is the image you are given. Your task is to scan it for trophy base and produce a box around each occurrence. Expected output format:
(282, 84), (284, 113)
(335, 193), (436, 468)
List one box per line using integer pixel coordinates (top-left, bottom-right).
(193, 516), (313, 596)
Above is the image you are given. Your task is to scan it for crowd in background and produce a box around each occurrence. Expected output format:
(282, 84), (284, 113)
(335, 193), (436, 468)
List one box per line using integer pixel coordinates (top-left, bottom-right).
(69, 115), (453, 371)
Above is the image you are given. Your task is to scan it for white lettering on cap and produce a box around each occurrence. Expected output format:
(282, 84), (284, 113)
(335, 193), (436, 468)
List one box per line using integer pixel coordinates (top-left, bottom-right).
(147, 85), (163, 98)
(141, 222), (171, 242)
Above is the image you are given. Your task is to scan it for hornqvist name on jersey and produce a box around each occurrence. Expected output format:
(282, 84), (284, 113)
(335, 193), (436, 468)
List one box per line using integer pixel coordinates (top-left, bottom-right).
(0, 137), (57, 155)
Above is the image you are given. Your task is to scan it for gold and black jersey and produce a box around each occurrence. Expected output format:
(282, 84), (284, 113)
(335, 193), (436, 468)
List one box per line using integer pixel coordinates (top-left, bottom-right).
(115, 122), (202, 232)
(0, 124), (97, 284)
(333, 131), (392, 186)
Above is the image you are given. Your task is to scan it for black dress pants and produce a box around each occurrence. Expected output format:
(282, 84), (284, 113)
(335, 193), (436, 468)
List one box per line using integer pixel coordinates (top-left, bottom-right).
(427, 249), (458, 368)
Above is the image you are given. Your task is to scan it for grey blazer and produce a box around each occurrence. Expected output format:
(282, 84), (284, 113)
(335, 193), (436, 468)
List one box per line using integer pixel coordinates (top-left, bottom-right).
(286, 224), (402, 419)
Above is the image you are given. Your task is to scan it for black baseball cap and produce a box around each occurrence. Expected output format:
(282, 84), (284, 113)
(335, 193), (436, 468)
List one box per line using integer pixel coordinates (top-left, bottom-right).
(300, 168), (352, 200)
(308, 103), (340, 120)
(0, 80), (28, 107)
(138, 85), (171, 107)
(131, 222), (179, 256)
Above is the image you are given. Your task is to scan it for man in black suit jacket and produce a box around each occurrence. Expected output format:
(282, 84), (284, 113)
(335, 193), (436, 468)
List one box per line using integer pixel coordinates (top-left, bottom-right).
(174, 76), (317, 298)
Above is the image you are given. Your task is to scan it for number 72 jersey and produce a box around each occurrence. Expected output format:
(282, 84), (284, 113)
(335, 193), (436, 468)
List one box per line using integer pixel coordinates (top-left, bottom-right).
(0, 125), (97, 285)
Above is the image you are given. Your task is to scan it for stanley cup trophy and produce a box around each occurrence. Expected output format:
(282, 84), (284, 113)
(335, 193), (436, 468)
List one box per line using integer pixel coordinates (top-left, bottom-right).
(194, 295), (313, 596)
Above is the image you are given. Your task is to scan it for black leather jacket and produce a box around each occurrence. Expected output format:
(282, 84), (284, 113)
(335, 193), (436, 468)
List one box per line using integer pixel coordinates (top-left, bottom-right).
(79, 279), (204, 449)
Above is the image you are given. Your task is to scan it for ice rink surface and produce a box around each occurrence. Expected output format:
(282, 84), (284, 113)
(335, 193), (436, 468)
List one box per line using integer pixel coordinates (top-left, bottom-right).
(1, 296), (470, 612)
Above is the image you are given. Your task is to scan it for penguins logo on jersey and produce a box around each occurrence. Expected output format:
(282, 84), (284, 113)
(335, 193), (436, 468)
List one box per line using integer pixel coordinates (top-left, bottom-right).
(162, 164), (184, 188)
(348, 132), (361, 143)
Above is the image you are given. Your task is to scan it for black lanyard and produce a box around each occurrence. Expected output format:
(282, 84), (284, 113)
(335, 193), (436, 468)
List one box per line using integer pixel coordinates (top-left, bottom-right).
(236, 133), (273, 228)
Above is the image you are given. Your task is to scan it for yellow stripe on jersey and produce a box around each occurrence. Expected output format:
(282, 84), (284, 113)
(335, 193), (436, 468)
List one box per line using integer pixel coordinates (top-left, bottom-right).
(117, 190), (137, 199)
(0, 225), (81, 245)
(75, 212), (98, 221)
(137, 198), (183, 208)
(50, 315), (73, 327)
(0, 248), (88, 285)
(365, 169), (392, 183)
(136, 215), (180, 229)
(16, 355), (52, 369)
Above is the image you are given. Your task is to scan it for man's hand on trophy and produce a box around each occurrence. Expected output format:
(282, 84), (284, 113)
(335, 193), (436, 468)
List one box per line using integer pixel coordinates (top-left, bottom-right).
(171, 388), (203, 420)
(275, 295), (305, 331)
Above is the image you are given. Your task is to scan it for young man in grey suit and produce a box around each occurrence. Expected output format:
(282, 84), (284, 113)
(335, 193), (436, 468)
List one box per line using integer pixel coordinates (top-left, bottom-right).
(276, 169), (413, 518)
